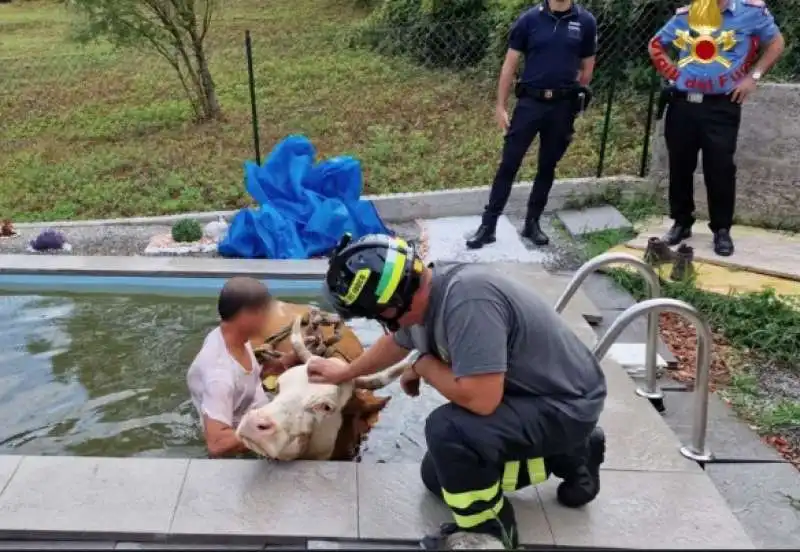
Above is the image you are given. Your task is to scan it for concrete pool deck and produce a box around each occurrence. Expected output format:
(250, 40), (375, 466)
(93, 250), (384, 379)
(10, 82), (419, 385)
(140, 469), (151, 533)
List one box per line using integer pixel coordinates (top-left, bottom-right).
(0, 262), (756, 548)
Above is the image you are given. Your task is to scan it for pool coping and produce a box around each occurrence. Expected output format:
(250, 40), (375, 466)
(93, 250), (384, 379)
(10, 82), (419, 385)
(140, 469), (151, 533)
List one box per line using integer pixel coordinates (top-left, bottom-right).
(12, 176), (648, 228)
(0, 255), (328, 280)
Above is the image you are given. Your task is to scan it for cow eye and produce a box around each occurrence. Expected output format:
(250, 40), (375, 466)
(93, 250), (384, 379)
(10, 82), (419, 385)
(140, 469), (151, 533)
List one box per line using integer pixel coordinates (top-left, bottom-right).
(321, 403), (333, 412)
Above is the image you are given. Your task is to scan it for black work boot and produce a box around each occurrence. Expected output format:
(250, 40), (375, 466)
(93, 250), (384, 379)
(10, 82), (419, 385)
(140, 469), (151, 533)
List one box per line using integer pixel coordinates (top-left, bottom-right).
(662, 222), (692, 246)
(556, 427), (606, 508)
(670, 244), (695, 281)
(643, 236), (674, 266)
(520, 216), (549, 246)
(421, 523), (509, 550)
(466, 223), (497, 250)
(713, 229), (734, 257)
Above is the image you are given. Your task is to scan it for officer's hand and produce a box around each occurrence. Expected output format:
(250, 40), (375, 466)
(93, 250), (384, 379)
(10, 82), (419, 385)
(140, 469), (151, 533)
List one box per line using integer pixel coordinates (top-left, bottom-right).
(307, 356), (352, 385)
(399, 366), (421, 397)
(495, 105), (510, 132)
(731, 76), (757, 104)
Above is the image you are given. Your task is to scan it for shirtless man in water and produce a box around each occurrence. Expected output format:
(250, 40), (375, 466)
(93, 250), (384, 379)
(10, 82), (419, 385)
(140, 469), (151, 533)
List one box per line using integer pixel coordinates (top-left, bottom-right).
(186, 277), (297, 458)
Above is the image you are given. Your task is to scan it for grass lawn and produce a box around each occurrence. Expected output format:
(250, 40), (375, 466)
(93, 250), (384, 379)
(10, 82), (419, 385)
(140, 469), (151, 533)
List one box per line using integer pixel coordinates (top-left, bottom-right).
(1, 0), (648, 222)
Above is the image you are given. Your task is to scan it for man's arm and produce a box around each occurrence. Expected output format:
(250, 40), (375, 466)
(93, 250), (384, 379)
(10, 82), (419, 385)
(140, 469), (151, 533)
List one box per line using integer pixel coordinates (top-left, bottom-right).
(648, 16), (681, 81)
(497, 14), (528, 109)
(750, 6), (785, 77)
(578, 14), (598, 86)
(343, 332), (412, 379)
(414, 299), (507, 416)
(201, 379), (249, 458)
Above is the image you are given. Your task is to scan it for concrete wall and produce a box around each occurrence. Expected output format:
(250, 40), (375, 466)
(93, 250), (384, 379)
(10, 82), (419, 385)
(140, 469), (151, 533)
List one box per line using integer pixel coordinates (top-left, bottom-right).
(649, 83), (800, 229)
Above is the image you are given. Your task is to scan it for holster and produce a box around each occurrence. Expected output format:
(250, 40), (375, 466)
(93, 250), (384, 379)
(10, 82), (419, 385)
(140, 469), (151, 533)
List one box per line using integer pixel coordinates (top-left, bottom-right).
(656, 86), (676, 121)
(574, 86), (592, 115)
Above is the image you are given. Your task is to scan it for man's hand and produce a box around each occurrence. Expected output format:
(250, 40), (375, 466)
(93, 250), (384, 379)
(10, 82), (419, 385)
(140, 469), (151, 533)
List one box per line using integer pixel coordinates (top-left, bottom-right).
(307, 356), (352, 385)
(399, 366), (421, 397)
(731, 75), (757, 104)
(495, 105), (510, 132)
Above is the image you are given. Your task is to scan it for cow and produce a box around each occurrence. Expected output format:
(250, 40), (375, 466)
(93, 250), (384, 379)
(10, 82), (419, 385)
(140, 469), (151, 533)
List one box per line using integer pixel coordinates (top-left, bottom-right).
(237, 314), (415, 461)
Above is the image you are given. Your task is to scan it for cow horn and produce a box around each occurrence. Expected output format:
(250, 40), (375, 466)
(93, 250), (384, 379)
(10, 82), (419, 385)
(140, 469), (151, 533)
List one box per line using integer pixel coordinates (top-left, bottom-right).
(354, 351), (419, 390)
(290, 315), (313, 363)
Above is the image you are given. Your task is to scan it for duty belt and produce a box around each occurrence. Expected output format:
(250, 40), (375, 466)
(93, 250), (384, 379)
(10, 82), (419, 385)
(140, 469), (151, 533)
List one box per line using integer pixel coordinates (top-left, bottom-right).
(515, 84), (577, 101)
(672, 90), (734, 103)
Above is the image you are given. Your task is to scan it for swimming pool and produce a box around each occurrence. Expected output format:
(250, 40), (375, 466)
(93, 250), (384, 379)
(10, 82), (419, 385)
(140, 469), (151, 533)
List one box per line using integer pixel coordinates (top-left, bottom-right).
(0, 273), (441, 462)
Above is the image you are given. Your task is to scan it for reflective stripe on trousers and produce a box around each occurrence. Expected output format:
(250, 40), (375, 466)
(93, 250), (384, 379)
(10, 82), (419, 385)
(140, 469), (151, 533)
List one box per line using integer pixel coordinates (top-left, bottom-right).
(441, 457), (548, 529)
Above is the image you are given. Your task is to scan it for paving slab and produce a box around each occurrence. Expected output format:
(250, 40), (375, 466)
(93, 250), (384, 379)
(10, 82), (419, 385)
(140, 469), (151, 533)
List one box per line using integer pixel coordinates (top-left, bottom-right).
(598, 359), (700, 473)
(169, 459), (357, 540)
(356, 463), (554, 545)
(604, 343), (667, 378)
(660, 391), (788, 462)
(421, 216), (548, 264)
(308, 540), (417, 550)
(555, 206), (633, 238)
(0, 542), (115, 550)
(0, 455), (21, 495)
(627, 216), (800, 282)
(497, 263), (603, 326)
(0, 255), (328, 280)
(537, 470), (754, 549)
(706, 463), (800, 549)
(0, 456), (188, 537)
(114, 543), (268, 550)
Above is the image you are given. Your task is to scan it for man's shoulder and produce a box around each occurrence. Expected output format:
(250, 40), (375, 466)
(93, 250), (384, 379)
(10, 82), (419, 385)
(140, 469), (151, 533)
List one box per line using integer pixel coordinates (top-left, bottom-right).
(739, 0), (771, 18)
(515, 5), (544, 27)
(575, 5), (597, 24)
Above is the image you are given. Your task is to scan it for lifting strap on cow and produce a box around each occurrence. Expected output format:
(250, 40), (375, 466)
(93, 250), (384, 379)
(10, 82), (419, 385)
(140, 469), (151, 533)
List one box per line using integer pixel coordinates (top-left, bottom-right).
(253, 307), (352, 363)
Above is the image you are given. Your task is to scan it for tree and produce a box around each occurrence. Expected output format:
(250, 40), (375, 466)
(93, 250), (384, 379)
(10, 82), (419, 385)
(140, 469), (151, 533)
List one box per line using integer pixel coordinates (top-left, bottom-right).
(69, 0), (223, 121)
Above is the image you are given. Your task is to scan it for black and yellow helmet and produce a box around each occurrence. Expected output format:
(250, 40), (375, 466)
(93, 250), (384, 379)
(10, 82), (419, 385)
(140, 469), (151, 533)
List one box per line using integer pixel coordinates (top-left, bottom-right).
(323, 233), (424, 331)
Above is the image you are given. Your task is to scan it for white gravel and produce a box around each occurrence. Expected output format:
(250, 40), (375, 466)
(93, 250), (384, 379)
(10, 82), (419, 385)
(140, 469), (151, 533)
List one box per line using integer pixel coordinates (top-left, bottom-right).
(0, 221), (422, 258)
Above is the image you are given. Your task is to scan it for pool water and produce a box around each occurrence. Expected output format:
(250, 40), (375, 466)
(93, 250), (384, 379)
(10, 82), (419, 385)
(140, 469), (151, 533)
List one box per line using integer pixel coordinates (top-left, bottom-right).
(0, 292), (398, 459)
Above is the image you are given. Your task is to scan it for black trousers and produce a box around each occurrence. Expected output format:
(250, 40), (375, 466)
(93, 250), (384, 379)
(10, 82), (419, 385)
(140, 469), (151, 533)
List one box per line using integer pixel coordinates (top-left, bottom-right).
(482, 97), (577, 227)
(420, 397), (596, 545)
(664, 96), (742, 232)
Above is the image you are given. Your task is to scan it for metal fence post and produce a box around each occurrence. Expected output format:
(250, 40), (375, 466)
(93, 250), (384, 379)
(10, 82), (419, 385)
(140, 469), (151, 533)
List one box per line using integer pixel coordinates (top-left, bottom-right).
(596, 79), (616, 178)
(639, 70), (659, 177)
(245, 30), (261, 165)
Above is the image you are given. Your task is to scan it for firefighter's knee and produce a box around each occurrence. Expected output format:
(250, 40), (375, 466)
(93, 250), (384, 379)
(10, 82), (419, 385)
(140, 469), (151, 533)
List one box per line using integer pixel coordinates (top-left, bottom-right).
(424, 403), (460, 451)
(420, 452), (441, 497)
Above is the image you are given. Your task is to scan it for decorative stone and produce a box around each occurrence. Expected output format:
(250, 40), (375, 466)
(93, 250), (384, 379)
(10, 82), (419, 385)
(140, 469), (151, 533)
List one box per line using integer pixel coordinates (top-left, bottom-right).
(203, 217), (229, 242)
(144, 233), (218, 256)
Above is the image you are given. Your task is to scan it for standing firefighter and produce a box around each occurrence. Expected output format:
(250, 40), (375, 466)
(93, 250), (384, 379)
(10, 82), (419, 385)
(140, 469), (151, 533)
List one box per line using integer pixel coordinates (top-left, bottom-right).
(648, 0), (784, 256)
(466, 0), (598, 250)
(308, 234), (607, 550)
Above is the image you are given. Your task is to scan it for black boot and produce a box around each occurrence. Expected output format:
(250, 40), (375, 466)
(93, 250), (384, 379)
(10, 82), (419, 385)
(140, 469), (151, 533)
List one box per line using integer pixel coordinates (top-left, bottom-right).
(520, 216), (549, 246)
(466, 223), (496, 250)
(553, 427), (606, 508)
(662, 223), (692, 246)
(670, 244), (695, 281)
(713, 229), (734, 257)
(643, 236), (674, 266)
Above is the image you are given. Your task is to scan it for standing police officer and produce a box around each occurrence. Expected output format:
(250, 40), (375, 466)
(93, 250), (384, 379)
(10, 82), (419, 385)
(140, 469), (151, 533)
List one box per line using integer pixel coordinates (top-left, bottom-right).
(648, 0), (784, 256)
(467, 0), (598, 250)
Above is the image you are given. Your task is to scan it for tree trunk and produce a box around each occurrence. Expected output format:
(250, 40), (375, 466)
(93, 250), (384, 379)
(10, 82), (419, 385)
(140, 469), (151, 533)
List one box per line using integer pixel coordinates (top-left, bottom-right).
(192, 40), (221, 121)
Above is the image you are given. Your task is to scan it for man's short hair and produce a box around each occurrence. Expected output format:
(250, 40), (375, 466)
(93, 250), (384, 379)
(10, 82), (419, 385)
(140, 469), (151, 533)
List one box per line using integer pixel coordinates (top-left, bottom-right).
(217, 277), (272, 321)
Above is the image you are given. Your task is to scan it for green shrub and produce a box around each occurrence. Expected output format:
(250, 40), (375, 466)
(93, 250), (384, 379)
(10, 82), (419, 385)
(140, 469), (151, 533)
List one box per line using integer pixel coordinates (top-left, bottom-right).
(171, 218), (203, 243)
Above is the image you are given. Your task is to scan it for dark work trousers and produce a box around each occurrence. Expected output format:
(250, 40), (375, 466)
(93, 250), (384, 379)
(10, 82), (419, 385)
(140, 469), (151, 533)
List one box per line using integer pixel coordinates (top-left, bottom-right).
(483, 97), (577, 227)
(420, 397), (596, 545)
(664, 96), (742, 232)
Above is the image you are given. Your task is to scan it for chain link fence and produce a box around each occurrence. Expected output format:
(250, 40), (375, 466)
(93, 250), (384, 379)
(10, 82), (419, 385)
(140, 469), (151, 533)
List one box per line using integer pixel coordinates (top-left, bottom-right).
(2, 0), (799, 220)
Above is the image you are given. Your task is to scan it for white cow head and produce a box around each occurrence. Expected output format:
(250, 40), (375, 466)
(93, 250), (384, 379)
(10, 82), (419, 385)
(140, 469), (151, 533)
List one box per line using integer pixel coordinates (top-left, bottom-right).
(236, 315), (416, 461)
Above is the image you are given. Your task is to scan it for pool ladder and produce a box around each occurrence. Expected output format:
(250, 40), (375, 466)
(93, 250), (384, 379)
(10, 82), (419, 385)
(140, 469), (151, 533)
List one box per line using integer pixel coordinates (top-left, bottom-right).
(554, 252), (714, 463)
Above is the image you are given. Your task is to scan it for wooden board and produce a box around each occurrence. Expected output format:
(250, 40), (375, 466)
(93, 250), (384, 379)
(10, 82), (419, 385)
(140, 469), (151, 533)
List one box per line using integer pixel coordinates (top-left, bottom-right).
(626, 216), (800, 282)
(607, 244), (800, 299)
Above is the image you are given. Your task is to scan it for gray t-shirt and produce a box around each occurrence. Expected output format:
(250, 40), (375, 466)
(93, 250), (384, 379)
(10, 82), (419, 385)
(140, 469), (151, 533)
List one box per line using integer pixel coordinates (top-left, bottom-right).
(394, 263), (606, 423)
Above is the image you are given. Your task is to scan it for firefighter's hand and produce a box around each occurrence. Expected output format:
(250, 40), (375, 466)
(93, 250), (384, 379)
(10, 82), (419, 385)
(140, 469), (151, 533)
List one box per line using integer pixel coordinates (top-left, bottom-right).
(495, 105), (510, 132)
(731, 76), (757, 104)
(400, 366), (421, 397)
(307, 356), (352, 385)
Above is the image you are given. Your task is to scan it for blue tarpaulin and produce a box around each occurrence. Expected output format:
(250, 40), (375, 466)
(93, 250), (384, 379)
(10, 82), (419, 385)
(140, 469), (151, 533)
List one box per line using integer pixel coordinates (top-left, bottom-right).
(218, 135), (391, 259)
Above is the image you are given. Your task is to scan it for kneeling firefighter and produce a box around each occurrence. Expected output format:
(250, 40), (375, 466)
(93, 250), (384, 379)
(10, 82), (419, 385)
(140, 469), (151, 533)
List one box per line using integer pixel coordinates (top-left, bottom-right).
(307, 234), (608, 550)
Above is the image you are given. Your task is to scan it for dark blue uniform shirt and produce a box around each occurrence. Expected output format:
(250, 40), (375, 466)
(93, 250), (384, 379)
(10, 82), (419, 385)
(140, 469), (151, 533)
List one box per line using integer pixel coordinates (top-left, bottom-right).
(509, 2), (598, 90)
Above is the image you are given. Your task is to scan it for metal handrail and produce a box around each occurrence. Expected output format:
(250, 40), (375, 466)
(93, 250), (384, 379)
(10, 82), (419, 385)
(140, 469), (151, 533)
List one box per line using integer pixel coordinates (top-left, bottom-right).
(593, 298), (714, 463)
(554, 252), (664, 403)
